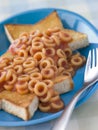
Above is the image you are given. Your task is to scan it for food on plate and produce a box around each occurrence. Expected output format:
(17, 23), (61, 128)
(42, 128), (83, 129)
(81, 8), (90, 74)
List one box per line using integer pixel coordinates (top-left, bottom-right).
(0, 91), (38, 120)
(0, 11), (89, 120)
(4, 11), (63, 43)
(4, 11), (89, 51)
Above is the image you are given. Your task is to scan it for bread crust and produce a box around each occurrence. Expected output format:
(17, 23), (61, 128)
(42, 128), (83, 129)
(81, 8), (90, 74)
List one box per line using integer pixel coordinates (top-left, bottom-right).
(4, 11), (89, 51)
(63, 29), (89, 50)
(4, 11), (63, 43)
(0, 91), (39, 120)
(53, 76), (74, 94)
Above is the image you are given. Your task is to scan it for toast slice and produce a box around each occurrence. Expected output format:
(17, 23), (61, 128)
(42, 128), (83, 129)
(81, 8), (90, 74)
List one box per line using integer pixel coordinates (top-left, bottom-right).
(4, 11), (63, 43)
(4, 11), (89, 50)
(0, 91), (39, 120)
(54, 75), (74, 94)
(0, 11), (87, 120)
(62, 29), (89, 50)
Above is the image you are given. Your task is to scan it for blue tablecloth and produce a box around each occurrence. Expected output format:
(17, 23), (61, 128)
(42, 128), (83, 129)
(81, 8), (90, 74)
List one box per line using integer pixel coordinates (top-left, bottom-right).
(0, 0), (98, 130)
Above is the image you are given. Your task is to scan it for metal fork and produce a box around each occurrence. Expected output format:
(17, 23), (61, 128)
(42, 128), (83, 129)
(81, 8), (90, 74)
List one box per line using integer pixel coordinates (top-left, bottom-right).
(52, 48), (98, 130)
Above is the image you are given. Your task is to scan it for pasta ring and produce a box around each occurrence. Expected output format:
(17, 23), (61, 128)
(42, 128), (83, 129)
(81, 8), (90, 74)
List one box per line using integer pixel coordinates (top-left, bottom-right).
(23, 67), (33, 73)
(45, 48), (55, 56)
(26, 57), (34, 61)
(50, 95), (60, 102)
(26, 37), (32, 45)
(32, 37), (41, 42)
(30, 72), (42, 81)
(30, 30), (43, 37)
(4, 64), (13, 70)
(18, 74), (30, 82)
(64, 48), (72, 58)
(42, 36), (55, 47)
(56, 49), (66, 58)
(42, 36), (53, 43)
(29, 47), (34, 56)
(39, 103), (51, 112)
(28, 79), (38, 93)
(33, 52), (45, 62)
(20, 36), (28, 44)
(71, 56), (83, 67)
(5, 69), (13, 81)
(51, 34), (60, 46)
(61, 71), (71, 77)
(58, 58), (67, 68)
(39, 91), (51, 103)
(7, 73), (17, 85)
(14, 57), (25, 65)
(51, 100), (64, 109)
(14, 65), (23, 74)
(45, 27), (60, 35)
(17, 49), (28, 58)
(39, 60), (51, 69)
(0, 57), (11, 64)
(24, 67), (39, 74)
(32, 42), (44, 51)
(46, 57), (54, 65)
(34, 82), (48, 96)
(50, 65), (58, 76)
(59, 31), (72, 42)
(43, 80), (54, 88)
(23, 60), (35, 69)
(65, 65), (75, 76)
(19, 32), (28, 43)
(41, 68), (55, 79)
(27, 68), (39, 75)
(19, 32), (28, 38)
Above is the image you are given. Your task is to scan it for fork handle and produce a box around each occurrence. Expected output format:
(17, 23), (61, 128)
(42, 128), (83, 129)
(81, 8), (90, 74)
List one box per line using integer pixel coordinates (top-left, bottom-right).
(52, 83), (94, 130)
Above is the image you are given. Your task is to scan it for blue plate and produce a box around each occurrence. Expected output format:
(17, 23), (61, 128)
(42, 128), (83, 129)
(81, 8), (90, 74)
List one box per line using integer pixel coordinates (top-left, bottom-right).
(0, 8), (98, 127)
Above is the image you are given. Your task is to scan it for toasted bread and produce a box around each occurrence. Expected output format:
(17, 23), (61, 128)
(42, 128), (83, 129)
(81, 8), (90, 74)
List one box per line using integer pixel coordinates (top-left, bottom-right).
(0, 91), (39, 120)
(0, 11), (87, 121)
(53, 76), (74, 94)
(62, 29), (89, 50)
(4, 11), (63, 43)
(4, 11), (89, 50)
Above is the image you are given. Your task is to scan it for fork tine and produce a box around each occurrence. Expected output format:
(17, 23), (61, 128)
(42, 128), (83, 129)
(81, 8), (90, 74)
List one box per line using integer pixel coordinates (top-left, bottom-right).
(96, 48), (98, 66)
(84, 50), (91, 79)
(92, 49), (95, 68)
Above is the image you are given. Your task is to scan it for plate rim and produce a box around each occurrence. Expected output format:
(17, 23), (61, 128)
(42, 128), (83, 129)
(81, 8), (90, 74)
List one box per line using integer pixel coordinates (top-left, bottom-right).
(0, 8), (98, 127)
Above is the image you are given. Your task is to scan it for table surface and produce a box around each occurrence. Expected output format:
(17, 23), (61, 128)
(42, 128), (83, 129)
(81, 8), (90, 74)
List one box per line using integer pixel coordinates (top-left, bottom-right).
(0, 0), (98, 130)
